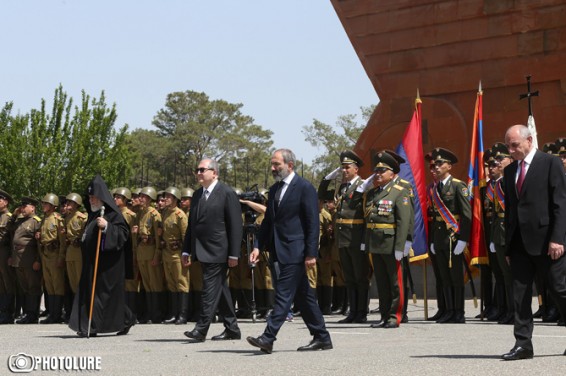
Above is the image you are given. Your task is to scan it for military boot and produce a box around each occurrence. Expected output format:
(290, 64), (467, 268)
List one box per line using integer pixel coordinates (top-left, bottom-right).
(16, 294), (40, 324)
(338, 289), (357, 323)
(321, 286), (332, 315)
(176, 292), (189, 325)
(40, 295), (64, 324)
(0, 294), (15, 324)
(163, 292), (178, 324)
(437, 288), (454, 323)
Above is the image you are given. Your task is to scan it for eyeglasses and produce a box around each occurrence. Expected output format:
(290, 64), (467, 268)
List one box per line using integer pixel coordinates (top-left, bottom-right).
(195, 167), (214, 174)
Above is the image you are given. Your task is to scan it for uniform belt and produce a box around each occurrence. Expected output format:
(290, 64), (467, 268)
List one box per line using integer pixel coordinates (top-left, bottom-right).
(366, 223), (396, 229)
(497, 213), (505, 218)
(435, 215), (460, 222)
(336, 219), (364, 225)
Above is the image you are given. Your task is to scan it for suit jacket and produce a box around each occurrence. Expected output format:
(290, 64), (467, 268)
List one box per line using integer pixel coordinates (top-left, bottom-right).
(503, 150), (566, 256)
(256, 174), (320, 265)
(182, 181), (243, 263)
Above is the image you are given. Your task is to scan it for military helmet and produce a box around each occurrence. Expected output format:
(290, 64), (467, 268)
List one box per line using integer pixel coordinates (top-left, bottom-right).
(164, 186), (181, 200)
(41, 193), (59, 207)
(140, 186), (157, 201)
(113, 187), (132, 200)
(180, 187), (194, 199)
(132, 188), (142, 197)
(65, 192), (83, 206)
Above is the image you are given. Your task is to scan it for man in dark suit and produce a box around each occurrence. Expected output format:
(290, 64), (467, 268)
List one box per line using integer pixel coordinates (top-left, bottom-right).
(501, 124), (566, 360)
(247, 148), (332, 354)
(182, 159), (243, 342)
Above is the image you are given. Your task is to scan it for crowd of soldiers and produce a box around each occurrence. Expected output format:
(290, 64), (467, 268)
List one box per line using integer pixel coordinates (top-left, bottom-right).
(1, 137), (565, 328)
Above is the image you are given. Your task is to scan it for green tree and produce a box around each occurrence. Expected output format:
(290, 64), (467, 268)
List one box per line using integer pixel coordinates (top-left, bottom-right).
(302, 105), (375, 177)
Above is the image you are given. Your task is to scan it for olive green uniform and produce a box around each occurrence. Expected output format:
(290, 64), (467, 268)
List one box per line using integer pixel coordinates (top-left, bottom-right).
(317, 207), (333, 314)
(64, 210), (86, 293)
(135, 206), (164, 293)
(0, 209), (17, 323)
(121, 206), (139, 293)
(161, 207), (189, 292)
(430, 176), (472, 319)
(39, 212), (66, 296)
(363, 182), (411, 325)
(9, 215), (42, 322)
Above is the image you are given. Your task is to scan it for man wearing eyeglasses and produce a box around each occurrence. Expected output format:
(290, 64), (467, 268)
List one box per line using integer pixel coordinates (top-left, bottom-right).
(182, 159), (243, 342)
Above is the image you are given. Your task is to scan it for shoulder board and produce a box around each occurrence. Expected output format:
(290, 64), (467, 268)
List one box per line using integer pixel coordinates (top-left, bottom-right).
(393, 184), (404, 191)
(7, 212), (12, 217)
(452, 178), (463, 183)
(399, 178), (410, 185)
(33, 215), (42, 222)
(175, 208), (185, 217)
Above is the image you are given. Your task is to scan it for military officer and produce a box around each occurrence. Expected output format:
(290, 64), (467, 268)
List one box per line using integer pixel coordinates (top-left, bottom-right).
(180, 187), (202, 321)
(0, 189), (16, 324)
(133, 186), (164, 323)
(161, 187), (189, 325)
(63, 193), (86, 296)
(38, 193), (67, 324)
(317, 193), (334, 315)
(428, 148), (472, 324)
(8, 197), (42, 324)
(556, 138), (566, 171)
(487, 143), (515, 324)
(319, 150), (370, 323)
(113, 187), (140, 321)
(363, 152), (411, 328)
(480, 148), (497, 320)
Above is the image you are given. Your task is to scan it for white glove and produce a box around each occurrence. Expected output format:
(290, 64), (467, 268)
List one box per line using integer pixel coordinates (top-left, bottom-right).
(403, 241), (412, 257)
(324, 167), (341, 180)
(430, 244), (436, 255)
(489, 242), (496, 254)
(356, 173), (376, 193)
(360, 243), (366, 252)
(453, 240), (466, 255)
(394, 250), (403, 261)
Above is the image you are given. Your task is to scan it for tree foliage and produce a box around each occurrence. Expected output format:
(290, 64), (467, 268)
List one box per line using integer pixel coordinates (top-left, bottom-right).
(302, 105), (375, 177)
(0, 85), (131, 200)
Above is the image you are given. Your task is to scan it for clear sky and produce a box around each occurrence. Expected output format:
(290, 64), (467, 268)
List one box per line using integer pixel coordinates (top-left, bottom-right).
(2, 0), (378, 164)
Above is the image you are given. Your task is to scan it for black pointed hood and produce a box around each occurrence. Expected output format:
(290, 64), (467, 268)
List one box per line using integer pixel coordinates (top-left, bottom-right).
(84, 175), (120, 215)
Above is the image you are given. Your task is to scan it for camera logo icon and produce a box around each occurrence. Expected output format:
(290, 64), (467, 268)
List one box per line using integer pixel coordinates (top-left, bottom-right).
(7, 353), (36, 373)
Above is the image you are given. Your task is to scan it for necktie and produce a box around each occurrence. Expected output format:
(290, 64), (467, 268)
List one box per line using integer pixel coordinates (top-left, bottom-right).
(274, 182), (284, 210)
(204, 189), (209, 201)
(516, 160), (526, 194)
(437, 182), (444, 193)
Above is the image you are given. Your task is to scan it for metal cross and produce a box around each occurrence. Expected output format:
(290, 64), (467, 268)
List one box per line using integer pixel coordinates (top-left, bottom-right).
(519, 75), (539, 117)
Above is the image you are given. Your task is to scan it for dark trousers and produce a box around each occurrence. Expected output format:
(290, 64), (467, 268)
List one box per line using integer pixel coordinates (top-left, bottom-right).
(194, 262), (239, 335)
(263, 262), (330, 343)
(509, 234), (566, 351)
(372, 253), (404, 324)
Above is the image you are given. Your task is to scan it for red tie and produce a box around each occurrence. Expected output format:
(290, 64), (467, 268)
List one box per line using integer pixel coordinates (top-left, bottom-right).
(516, 160), (526, 194)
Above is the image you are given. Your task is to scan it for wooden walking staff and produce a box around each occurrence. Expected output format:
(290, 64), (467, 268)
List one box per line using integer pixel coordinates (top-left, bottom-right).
(88, 205), (105, 338)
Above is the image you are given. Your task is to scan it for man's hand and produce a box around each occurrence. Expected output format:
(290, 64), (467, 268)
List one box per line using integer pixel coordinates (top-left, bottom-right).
(324, 167), (341, 180)
(305, 256), (316, 269)
(32, 261), (41, 271)
(430, 244), (436, 255)
(181, 254), (191, 267)
(394, 250), (403, 261)
(453, 240), (466, 255)
(228, 258), (238, 268)
(57, 258), (65, 268)
(249, 248), (260, 264)
(151, 257), (160, 266)
(96, 217), (108, 230)
(489, 242), (496, 254)
(403, 241), (412, 257)
(548, 241), (564, 260)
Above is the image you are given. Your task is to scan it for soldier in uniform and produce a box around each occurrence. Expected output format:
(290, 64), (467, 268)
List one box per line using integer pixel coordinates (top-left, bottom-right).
(180, 187), (202, 322)
(38, 193), (67, 324)
(133, 186), (164, 323)
(428, 148), (472, 323)
(63, 193), (87, 298)
(363, 152), (411, 328)
(557, 138), (566, 171)
(113, 187), (140, 322)
(319, 150), (370, 323)
(161, 187), (189, 324)
(384, 149), (415, 323)
(0, 189), (16, 324)
(130, 188), (142, 215)
(487, 143), (514, 324)
(317, 192), (334, 315)
(480, 148), (497, 320)
(8, 197), (42, 324)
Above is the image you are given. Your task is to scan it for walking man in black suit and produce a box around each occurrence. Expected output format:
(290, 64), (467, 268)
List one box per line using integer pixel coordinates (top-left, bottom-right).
(247, 148), (332, 354)
(501, 124), (566, 360)
(182, 159), (243, 342)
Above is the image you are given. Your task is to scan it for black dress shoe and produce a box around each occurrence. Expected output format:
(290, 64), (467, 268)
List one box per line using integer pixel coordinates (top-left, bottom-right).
(338, 315), (355, 324)
(297, 339), (333, 351)
(354, 315), (367, 323)
(370, 320), (384, 328)
(427, 310), (444, 321)
(401, 314), (408, 324)
(246, 336), (273, 354)
(76, 331), (97, 338)
(502, 346), (533, 361)
(211, 329), (241, 341)
(184, 329), (205, 342)
(15, 314), (38, 324)
(382, 321), (399, 328)
(498, 313), (514, 325)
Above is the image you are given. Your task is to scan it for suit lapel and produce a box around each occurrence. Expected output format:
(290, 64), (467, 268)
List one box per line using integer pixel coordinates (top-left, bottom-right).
(276, 174), (298, 215)
(519, 150), (540, 197)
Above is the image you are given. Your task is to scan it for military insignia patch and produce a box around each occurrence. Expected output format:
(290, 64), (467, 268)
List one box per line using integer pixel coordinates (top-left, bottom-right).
(402, 196), (409, 205)
(462, 187), (469, 197)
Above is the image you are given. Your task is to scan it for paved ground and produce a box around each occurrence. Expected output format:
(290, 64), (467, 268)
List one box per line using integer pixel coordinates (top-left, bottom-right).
(2, 299), (564, 375)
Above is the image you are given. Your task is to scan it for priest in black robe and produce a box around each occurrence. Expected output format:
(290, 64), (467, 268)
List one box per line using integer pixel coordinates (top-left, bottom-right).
(69, 175), (135, 337)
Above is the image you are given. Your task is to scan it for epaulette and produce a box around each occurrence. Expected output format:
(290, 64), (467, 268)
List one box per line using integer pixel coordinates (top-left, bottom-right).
(175, 208), (184, 217)
(399, 178), (410, 185)
(452, 178), (463, 184)
(33, 215), (42, 222)
(393, 184), (404, 191)
(7, 212), (12, 217)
